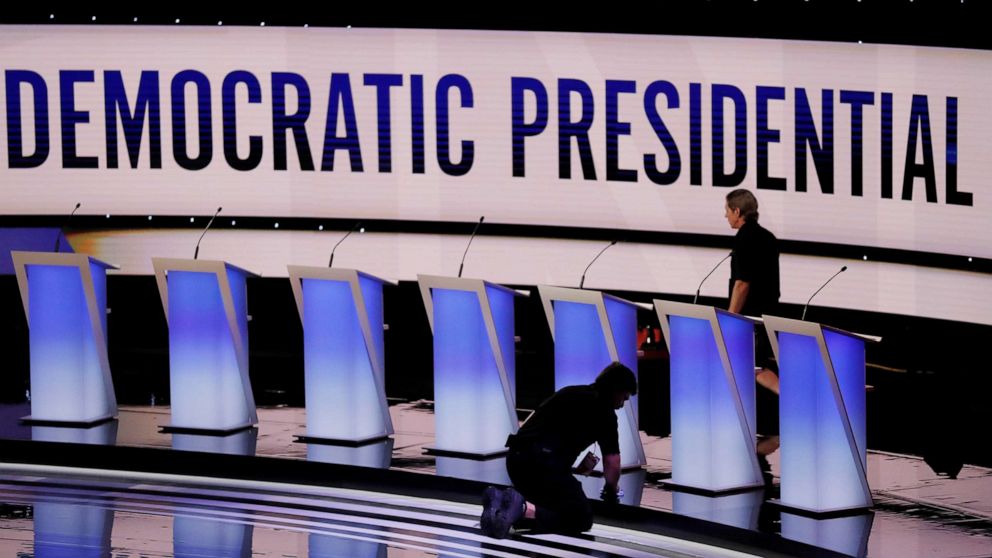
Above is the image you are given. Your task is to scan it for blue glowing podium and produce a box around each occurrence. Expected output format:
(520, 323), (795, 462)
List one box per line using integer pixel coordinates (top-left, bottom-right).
(12, 251), (118, 426)
(153, 258), (259, 434)
(655, 300), (764, 492)
(537, 286), (646, 469)
(288, 266), (395, 445)
(763, 315), (880, 515)
(418, 275), (524, 458)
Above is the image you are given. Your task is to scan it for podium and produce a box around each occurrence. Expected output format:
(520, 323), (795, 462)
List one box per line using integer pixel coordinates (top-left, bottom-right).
(655, 300), (764, 492)
(418, 275), (523, 457)
(287, 266), (394, 445)
(537, 286), (646, 469)
(12, 251), (118, 426)
(763, 315), (879, 515)
(153, 258), (258, 434)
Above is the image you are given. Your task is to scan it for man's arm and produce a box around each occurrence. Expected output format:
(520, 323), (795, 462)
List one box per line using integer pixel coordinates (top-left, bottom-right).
(602, 453), (621, 496)
(729, 279), (750, 314)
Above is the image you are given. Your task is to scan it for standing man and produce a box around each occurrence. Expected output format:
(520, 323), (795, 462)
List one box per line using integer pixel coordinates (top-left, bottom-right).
(725, 188), (781, 395)
(479, 362), (637, 539)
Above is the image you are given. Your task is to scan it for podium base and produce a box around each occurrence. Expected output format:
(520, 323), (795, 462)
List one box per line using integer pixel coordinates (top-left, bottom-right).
(294, 434), (391, 447)
(423, 446), (508, 460)
(661, 479), (767, 496)
(767, 498), (873, 518)
(160, 423), (256, 436)
(20, 414), (117, 428)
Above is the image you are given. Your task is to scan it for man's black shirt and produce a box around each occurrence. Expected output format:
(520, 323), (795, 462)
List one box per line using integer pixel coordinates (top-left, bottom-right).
(508, 384), (620, 467)
(729, 219), (781, 317)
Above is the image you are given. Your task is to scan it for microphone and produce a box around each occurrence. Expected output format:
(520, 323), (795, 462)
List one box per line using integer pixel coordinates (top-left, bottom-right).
(193, 207), (223, 260)
(54, 202), (81, 252)
(457, 216), (485, 278)
(579, 240), (618, 289)
(802, 266), (848, 320)
(693, 251), (733, 304)
(328, 221), (363, 268)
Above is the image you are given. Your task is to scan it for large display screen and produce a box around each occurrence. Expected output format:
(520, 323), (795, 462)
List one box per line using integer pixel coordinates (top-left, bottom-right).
(2, 26), (988, 260)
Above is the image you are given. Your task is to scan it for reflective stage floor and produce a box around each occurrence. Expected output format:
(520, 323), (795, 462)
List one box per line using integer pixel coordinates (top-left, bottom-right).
(1, 402), (990, 557)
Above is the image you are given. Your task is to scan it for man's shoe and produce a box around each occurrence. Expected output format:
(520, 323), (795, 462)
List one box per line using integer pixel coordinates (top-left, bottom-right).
(491, 487), (525, 539)
(480, 486), (502, 538)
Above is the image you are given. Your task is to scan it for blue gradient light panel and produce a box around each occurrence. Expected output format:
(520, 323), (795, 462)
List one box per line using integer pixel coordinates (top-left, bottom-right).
(168, 270), (252, 430)
(302, 277), (386, 440)
(668, 313), (760, 491)
(27, 264), (111, 422)
(553, 301), (611, 390)
(779, 331), (869, 512)
(432, 287), (516, 455)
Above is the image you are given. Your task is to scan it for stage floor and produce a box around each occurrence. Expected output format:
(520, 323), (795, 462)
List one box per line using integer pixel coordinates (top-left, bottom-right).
(1, 402), (990, 557)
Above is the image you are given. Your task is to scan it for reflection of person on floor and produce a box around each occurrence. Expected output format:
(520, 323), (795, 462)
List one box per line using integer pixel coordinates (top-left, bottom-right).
(480, 362), (637, 539)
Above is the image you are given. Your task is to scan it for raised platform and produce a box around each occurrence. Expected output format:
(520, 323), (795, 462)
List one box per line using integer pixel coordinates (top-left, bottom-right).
(1, 402), (990, 558)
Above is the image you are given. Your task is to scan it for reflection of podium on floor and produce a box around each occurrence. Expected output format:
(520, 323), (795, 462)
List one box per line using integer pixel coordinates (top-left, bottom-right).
(655, 300), (765, 493)
(781, 511), (875, 558)
(537, 286), (646, 469)
(34, 499), (114, 558)
(12, 251), (118, 426)
(153, 258), (259, 435)
(672, 489), (764, 531)
(763, 315), (879, 515)
(171, 428), (258, 456)
(418, 275), (525, 458)
(288, 266), (394, 445)
(307, 438), (394, 469)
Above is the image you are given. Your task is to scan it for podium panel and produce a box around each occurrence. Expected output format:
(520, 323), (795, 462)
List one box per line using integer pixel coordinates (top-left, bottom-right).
(153, 258), (258, 433)
(538, 286), (646, 469)
(764, 315), (876, 515)
(12, 252), (117, 425)
(656, 300), (764, 492)
(419, 275), (520, 457)
(289, 267), (393, 444)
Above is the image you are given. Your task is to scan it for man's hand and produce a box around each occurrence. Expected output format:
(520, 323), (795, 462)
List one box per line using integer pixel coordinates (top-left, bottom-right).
(729, 280), (750, 314)
(600, 485), (622, 503)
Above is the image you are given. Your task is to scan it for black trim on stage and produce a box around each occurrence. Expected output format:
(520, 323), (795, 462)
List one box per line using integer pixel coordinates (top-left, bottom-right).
(0, 438), (851, 558)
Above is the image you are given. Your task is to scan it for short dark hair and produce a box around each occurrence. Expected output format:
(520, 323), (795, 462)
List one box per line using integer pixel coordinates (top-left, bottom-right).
(593, 361), (637, 396)
(726, 189), (759, 222)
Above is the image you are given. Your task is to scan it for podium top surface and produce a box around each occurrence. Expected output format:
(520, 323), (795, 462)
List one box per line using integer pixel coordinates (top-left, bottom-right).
(11, 250), (119, 270)
(538, 284), (645, 310)
(653, 299), (763, 324)
(762, 314), (882, 344)
(287, 265), (399, 287)
(152, 257), (260, 278)
(417, 274), (526, 297)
